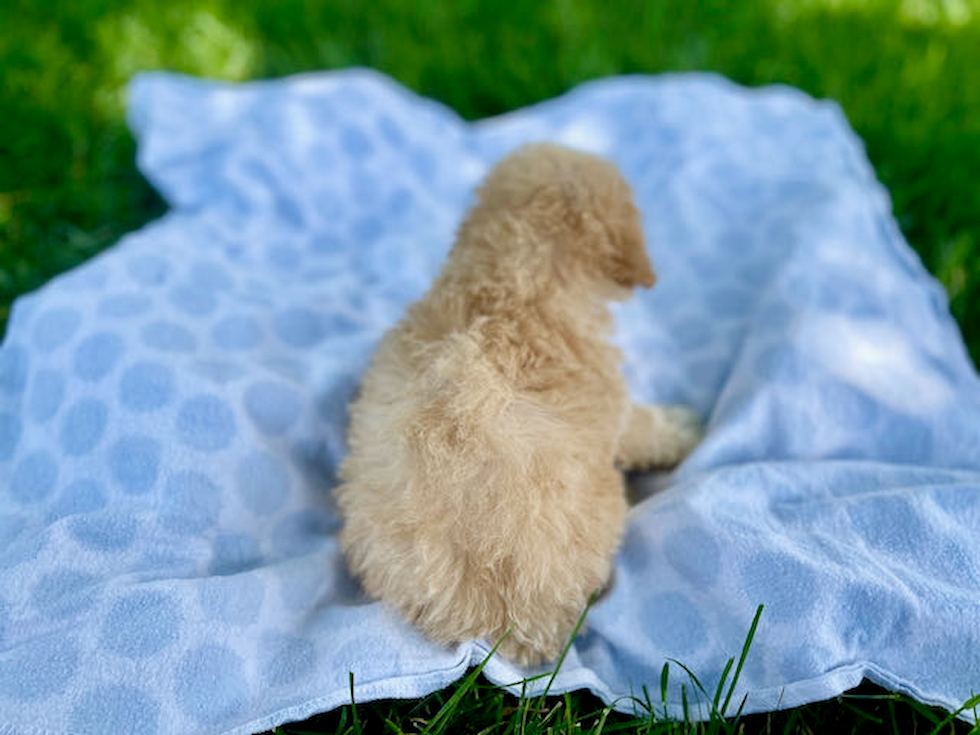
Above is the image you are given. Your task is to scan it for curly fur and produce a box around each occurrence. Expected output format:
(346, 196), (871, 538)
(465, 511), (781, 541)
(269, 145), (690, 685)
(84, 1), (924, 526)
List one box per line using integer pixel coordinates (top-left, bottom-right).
(334, 143), (701, 665)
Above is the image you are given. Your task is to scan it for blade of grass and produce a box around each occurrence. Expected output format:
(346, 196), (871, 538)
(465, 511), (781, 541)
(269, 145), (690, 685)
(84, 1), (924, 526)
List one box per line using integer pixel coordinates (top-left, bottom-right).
(731, 692), (749, 723)
(780, 707), (802, 735)
(626, 683), (642, 721)
(667, 658), (711, 720)
(593, 704), (614, 734)
(499, 671), (553, 688)
(517, 671), (531, 735)
(927, 693), (980, 735)
(712, 657), (735, 715)
(681, 683), (690, 725)
(839, 698), (883, 725)
(902, 695), (943, 726)
(534, 592), (597, 708)
(333, 704), (348, 735)
(537, 698), (565, 731)
(592, 694), (652, 732)
(887, 699), (899, 735)
(620, 693), (655, 727)
(349, 672), (361, 735)
(720, 604), (764, 717)
(508, 592), (598, 733)
(422, 632), (510, 735)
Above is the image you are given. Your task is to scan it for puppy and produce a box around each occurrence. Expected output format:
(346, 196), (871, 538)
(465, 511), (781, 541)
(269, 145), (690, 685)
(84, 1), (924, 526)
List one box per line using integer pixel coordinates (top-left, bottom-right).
(335, 143), (701, 665)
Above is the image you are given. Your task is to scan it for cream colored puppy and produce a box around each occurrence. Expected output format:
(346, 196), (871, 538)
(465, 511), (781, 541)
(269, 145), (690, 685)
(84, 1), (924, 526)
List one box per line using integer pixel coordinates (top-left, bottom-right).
(335, 143), (701, 665)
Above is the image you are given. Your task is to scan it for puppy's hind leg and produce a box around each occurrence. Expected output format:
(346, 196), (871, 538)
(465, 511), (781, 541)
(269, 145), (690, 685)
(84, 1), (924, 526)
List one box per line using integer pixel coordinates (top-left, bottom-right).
(615, 404), (703, 471)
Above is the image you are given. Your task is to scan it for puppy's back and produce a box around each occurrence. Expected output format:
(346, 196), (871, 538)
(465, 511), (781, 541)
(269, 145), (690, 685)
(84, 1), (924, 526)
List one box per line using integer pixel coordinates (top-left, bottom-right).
(336, 316), (625, 663)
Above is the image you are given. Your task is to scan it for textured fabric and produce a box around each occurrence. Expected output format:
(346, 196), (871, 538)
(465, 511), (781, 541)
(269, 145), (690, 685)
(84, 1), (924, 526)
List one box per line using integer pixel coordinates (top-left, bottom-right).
(1, 69), (978, 734)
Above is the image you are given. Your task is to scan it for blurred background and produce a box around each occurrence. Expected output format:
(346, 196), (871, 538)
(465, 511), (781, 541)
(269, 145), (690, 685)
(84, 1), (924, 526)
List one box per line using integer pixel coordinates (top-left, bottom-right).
(1, 0), (978, 365)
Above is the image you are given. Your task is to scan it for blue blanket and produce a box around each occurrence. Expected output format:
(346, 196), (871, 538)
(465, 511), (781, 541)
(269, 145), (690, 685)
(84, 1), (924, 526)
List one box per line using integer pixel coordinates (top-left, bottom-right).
(1, 69), (978, 734)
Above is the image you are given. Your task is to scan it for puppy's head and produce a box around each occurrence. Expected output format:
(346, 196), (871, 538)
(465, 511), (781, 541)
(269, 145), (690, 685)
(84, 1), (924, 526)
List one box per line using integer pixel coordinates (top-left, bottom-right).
(476, 143), (655, 293)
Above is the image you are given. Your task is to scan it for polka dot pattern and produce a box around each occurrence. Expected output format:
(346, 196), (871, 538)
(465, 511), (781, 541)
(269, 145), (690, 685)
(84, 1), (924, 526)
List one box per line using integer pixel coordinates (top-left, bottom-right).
(188, 260), (234, 292)
(0, 411), (21, 461)
(645, 592), (708, 656)
(71, 684), (160, 734)
(663, 526), (721, 587)
(127, 255), (170, 286)
(119, 361), (175, 412)
(235, 451), (291, 514)
(0, 69), (976, 733)
(0, 515), (27, 555)
(191, 358), (245, 383)
(177, 395), (236, 452)
(73, 332), (125, 381)
(141, 320), (196, 352)
(69, 513), (138, 551)
(10, 450), (58, 504)
(212, 315), (261, 350)
(0, 525), (49, 571)
(174, 644), (249, 726)
(740, 552), (818, 624)
(836, 583), (912, 649)
(28, 368), (65, 422)
(260, 633), (317, 686)
(102, 590), (181, 658)
(197, 575), (265, 626)
(108, 435), (161, 494)
(271, 508), (337, 558)
(208, 532), (261, 575)
(0, 635), (79, 701)
(0, 344), (29, 395)
(59, 398), (108, 456)
(31, 570), (99, 619)
(160, 471), (221, 535)
(32, 308), (81, 351)
(243, 380), (301, 435)
(170, 283), (218, 317)
(49, 478), (106, 520)
(273, 307), (326, 347)
(98, 292), (153, 318)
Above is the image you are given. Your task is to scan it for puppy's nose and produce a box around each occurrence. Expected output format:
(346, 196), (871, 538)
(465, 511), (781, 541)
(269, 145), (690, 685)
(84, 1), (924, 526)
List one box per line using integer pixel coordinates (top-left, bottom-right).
(616, 251), (656, 289)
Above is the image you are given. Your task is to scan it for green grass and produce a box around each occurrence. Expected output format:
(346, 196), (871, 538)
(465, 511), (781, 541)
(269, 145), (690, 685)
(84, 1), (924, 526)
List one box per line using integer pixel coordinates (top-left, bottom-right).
(261, 605), (978, 734)
(3, 1), (980, 732)
(268, 680), (977, 734)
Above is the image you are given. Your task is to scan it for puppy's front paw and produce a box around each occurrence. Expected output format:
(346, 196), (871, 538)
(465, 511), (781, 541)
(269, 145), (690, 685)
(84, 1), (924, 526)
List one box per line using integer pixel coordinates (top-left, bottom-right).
(616, 403), (704, 470)
(660, 404), (704, 459)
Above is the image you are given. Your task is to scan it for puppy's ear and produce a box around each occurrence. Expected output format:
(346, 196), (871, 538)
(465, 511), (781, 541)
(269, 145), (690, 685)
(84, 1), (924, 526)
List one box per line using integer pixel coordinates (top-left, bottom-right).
(606, 211), (656, 289)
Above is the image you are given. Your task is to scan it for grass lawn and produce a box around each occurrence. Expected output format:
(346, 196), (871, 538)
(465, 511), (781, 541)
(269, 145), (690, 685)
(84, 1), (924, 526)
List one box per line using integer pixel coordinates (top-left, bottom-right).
(257, 605), (977, 734)
(2, 0), (979, 732)
(268, 680), (975, 734)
